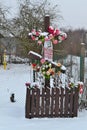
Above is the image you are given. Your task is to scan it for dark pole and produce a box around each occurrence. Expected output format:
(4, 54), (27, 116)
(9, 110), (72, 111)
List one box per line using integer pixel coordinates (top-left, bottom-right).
(70, 42), (73, 77)
(44, 15), (50, 32)
(80, 43), (85, 82)
(44, 15), (50, 88)
(33, 70), (35, 82)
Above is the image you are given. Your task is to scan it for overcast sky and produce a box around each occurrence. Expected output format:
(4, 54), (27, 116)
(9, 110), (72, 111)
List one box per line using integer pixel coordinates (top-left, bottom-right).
(0, 0), (87, 29)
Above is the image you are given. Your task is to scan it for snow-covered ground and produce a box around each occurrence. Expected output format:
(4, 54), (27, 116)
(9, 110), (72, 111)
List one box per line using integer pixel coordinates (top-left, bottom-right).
(0, 63), (87, 130)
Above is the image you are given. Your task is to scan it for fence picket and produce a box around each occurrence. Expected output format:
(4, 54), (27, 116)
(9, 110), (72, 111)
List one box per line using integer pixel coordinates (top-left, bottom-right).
(41, 87), (45, 117)
(73, 87), (79, 117)
(60, 87), (64, 117)
(64, 87), (69, 117)
(45, 87), (50, 116)
(55, 87), (59, 117)
(36, 88), (40, 116)
(51, 88), (55, 116)
(69, 88), (74, 117)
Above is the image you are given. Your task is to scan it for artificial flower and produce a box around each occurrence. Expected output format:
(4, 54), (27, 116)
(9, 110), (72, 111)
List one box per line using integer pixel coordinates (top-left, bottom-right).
(48, 34), (54, 40)
(57, 71), (61, 76)
(28, 26), (67, 45)
(48, 26), (54, 34)
(53, 39), (58, 44)
(46, 71), (50, 76)
(25, 82), (30, 87)
(41, 60), (54, 79)
(57, 63), (62, 67)
(32, 63), (37, 69)
(38, 40), (42, 45)
(40, 58), (45, 64)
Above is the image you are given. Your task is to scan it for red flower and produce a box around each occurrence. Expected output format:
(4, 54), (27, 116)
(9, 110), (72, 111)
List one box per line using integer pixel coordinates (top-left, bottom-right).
(32, 63), (37, 69)
(32, 63), (37, 67)
(48, 26), (54, 34)
(36, 32), (40, 36)
(25, 82), (30, 87)
(53, 29), (60, 36)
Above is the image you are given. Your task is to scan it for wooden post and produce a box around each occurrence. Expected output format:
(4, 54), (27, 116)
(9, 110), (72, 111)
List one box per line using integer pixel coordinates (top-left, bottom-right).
(44, 15), (51, 88)
(73, 87), (79, 117)
(25, 88), (31, 118)
(33, 70), (35, 82)
(44, 15), (50, 32)
(45, 77), (50, 88)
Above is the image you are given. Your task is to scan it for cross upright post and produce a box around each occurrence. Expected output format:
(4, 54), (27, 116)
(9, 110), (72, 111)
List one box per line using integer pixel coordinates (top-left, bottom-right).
(44, 15), (50, 32)
(44, 15), (51, 88)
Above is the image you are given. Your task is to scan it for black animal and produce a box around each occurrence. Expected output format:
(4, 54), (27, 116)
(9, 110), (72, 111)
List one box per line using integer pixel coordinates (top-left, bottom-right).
(10, 93), (16, 102)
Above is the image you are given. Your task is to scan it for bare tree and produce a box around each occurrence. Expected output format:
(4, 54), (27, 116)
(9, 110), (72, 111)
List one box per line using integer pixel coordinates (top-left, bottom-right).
(0, 6), (9, 64)
(10, 0), (61, 37)
(8, 0), (62, 57)
(0, 4), (11, 33)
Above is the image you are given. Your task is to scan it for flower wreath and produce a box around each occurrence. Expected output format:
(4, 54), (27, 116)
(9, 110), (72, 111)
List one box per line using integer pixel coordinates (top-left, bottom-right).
(28, 26), (67, 45)
(40, 59), (54, 79)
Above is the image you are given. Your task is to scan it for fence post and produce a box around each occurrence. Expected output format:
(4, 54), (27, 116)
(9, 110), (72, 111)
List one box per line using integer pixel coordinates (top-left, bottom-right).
(25, 88), (31, 118)
(73, 87), (79, 117)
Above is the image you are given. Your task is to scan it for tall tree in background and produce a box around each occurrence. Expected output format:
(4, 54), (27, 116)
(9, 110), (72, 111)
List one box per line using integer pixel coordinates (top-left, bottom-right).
(9, 0), (62, 57)
(0, 7), (8, 31)
(0, 6), (9, 64)
(11, 0), (61, 38)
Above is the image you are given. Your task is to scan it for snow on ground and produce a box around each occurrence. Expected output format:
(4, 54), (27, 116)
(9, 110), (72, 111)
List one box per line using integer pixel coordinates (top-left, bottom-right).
(0, 63), (87, 130)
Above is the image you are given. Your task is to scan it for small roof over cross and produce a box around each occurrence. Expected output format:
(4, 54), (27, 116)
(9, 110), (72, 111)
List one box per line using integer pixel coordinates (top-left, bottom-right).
(28, 51), (42, 60)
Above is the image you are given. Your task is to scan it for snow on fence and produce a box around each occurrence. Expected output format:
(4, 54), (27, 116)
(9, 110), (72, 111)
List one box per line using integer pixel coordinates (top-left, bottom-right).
(25, 86), (79, 118)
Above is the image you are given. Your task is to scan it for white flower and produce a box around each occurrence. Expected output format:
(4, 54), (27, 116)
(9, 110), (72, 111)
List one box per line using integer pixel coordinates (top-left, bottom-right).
(45, 65), (48, 68)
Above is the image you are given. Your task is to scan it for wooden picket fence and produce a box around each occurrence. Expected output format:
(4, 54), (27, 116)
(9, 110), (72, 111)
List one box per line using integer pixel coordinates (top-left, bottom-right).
(25, 87), (79, 119)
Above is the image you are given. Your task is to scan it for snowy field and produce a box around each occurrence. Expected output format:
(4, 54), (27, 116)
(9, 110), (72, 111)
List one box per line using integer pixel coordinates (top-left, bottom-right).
(0, 63), (87, 130)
